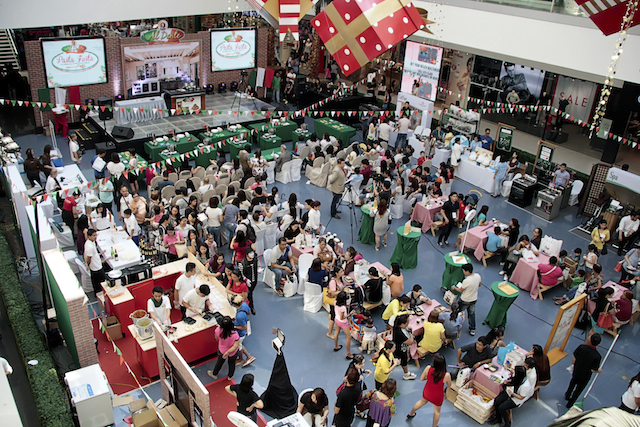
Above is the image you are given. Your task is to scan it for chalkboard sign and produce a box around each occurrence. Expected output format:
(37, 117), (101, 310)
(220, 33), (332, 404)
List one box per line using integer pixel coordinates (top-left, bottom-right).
(544, 293), (586, 366)
(496, 123), (515, 152)
(535, 140), (557, 172)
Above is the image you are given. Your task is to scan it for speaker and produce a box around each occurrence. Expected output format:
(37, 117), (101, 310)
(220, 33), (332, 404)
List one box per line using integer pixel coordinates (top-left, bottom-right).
(601, 138), (620, 164)
(97, 97), (113, 121)
(112, 126), (134, 139)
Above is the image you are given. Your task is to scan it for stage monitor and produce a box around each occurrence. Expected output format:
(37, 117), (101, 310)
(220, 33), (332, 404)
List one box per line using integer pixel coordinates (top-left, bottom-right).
(400, 41), (443, 102)
(210, 28), (256, 72)
(41, 37), (107, 88)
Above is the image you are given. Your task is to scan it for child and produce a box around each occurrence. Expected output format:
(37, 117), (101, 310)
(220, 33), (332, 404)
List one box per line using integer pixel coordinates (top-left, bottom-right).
(417, 151), (428, 166)
(354, 309), (372, 325)
(360, 318), (377, 354)
(554, 270), (586, 305)
(127, 149), (139, 192)
(583, 244), (598, 281)
(570, 247), (582, 264)
(123, 208), (140, 245)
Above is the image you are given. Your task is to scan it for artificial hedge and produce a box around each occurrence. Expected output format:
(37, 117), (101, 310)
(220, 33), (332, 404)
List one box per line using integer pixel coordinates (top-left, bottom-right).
(0, 235), (74, 427)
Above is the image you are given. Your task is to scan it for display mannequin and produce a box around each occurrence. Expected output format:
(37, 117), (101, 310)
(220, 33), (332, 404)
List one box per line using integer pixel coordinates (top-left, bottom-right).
(556, 95), (569, 129)
(535, 91), (551, 126)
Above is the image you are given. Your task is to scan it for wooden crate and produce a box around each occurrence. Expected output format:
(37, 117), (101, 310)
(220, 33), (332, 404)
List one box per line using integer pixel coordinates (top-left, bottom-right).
(446, 383), (460, 404)
(454, 380), (497, 424)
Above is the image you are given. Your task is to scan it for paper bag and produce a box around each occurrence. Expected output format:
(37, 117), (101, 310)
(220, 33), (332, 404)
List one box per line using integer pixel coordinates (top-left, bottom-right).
(456, 367), (471, 387)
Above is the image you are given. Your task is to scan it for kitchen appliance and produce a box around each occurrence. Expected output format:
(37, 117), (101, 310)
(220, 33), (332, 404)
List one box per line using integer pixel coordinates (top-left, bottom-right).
(65, 364), (114, 427)
(509, 175), (538, 208)
(534, 187), (563, 220)
(135, 316), (154, 340)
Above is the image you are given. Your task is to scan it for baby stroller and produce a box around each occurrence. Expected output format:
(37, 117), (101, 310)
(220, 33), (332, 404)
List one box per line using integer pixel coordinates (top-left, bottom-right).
(464, 190), (482, 210)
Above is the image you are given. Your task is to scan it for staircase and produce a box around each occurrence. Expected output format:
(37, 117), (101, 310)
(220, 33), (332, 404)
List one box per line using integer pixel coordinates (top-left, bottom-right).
(0, 29), (20, 71)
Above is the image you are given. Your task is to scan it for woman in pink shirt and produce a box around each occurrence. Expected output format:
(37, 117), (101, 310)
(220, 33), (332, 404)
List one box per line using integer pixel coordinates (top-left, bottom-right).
(538, 256), (564, 288)
(208, 316), (240, 380)
(163, 225), (185, 261)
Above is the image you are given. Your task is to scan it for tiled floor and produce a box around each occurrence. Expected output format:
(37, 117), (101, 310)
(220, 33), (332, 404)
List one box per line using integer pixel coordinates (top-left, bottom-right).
(11, 118), (640, 427)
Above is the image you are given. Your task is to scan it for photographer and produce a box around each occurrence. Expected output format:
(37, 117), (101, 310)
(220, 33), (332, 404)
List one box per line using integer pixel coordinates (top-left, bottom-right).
(373, 179), (392, 206)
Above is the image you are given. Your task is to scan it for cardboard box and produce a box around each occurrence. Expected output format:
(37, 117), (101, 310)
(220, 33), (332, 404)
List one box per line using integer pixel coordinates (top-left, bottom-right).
(132, 409), (158, 427)
(130, 398), (148, 415)
(159, 404), (188, 427)
(106, 315), (123, 341)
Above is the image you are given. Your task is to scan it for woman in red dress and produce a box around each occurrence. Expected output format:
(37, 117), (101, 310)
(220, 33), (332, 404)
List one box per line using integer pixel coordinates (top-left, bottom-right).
(406, 354), (451, 427)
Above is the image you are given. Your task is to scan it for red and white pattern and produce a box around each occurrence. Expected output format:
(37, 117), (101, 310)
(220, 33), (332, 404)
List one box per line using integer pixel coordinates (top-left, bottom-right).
(575, 0), (639, 35)
(280, 0), (301, 41)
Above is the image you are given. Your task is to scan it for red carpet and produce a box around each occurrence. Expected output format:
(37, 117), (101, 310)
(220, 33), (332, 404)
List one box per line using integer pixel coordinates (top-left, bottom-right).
(206, 379), (268, 427)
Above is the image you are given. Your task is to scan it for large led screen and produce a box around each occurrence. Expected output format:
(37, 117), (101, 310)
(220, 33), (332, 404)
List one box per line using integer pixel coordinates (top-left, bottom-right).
(210, 29), (256, 72)
(400, 41), (443, 102)
(41, 37), (107, 88)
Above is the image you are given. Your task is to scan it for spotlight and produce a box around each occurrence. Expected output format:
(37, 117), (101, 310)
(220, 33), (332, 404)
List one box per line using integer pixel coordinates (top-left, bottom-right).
(218, 83), (227, 94)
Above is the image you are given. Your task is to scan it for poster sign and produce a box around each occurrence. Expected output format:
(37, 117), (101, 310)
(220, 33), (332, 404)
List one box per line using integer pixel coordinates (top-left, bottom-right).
(400, 41), (443, 102)
(445, 51), (474, 109)
(41, 38), (107, 88)
(498, 62), (545, 105)
(140, 20), (185, 44)
(496, 123), (515, 152)
(536, 140), (557, 172)
(544, 294), (586, 366)
(552, 76), (597, 123)
(210, 29), (256, 71)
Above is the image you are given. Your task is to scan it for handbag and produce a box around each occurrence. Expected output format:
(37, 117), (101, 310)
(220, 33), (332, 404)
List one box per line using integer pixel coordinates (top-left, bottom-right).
(175, 243), (188, 258)
(356, 391), (371, 411)
(506, 250), (522, 264)
(444, 289), (457, 306)
(596, 303), (614, 329)
(601, 243), (608, 255)
(614, 261), (624, 273)
(336, 381), (346, 396)
(323, 287), (336, 306)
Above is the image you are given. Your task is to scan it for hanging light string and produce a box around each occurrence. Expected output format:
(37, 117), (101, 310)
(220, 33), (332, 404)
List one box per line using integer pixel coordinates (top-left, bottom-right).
(590, 0), (639, 136)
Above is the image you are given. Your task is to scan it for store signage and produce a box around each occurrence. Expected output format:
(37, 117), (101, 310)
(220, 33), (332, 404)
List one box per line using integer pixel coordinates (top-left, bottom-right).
(140, 20), (185, 44)
(215, 32), (252, 58)
(51, 41), (100, 72)
(553, 76), (597, 123)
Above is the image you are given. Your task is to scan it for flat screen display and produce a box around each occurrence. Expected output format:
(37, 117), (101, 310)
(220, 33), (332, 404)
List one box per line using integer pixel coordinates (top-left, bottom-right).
(210, 29), (256, 72)
(41, 37), (107, 88)
(400, 41), (443, 102)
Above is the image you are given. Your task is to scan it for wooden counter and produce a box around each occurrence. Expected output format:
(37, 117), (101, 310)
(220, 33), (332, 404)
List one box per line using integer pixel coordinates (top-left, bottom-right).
(101, 282), (136, 327)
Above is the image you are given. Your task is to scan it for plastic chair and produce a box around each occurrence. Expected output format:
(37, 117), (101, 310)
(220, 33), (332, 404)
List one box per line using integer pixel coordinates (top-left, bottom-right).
(189, 177), (201, 189)
(150, 176), (162, 189)
(215, 184), (227, 197)
(229, 181), (241, 194)
(232, 169), (244, 182)
(262, 248), (276, 289)
(290, 158), (303, 182)
(265, 162), (276, 184)
(300, 146), (310, 160)
(297, 253), (314, 295)
(179, 171), (192, 180)
(218, 174), (231, 187)
(75, 258), (94, 294)
(264, 222), (278, 250)
(161, 185), (176, 201)
(275, 161), (292, 184)
(193, 167), (205, 179)
(174, 179), (187, 191)
(168, 172), (178, 182)
(206, 165), (218, 174)
(303, 283), (324, 313)
(244, 177), (256, 189)
(569, 180), (584, 206)
(255, 228), (266, 268)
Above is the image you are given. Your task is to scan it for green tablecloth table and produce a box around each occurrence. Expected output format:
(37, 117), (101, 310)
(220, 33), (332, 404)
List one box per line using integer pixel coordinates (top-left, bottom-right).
(442, 253), (471, 290)
(259, 134), (282, 151)
(254, 148), (293, 161)
(358, 205), (376, 245)
(228, 141), (252, 160)
(248, 121), (295, 142)
(119, 152), (148, 172)
(144, 136), (199, 162)
(197, 127), (249, 153)
(314, 118), (357, 147)
(292, 128), (312, 144)
(193, 146), (219, 168)
(483, 281), (520, 328)
(158, 152), (182, 168)
(390, 226), (421, 270)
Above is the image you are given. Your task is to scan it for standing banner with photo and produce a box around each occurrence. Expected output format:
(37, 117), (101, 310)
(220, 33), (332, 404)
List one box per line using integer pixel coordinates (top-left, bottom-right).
(445, 51), (474, 109)
(400, 41), (443, 102)
(552, 76), (597, 123)
(41, 38), (107, 88)
(498, 63), (545, 105)
(210, 29), (256, 72)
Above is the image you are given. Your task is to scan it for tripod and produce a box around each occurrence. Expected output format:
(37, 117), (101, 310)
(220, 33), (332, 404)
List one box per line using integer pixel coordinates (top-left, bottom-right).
(231, 72), (258, 113)
(325, 183), (360, 243)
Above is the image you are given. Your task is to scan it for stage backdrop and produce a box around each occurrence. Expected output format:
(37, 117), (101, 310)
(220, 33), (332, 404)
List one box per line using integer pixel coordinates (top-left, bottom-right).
(552, 75), (597, 123)
(41, 37), (107, 88)
(210, 28), (256, 72)
(400, 41), (443, 102)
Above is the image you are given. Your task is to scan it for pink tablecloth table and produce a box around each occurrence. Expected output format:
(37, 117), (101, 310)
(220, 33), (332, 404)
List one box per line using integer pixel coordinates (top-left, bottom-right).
(471, 344), (528, 396)
(369, 261), (391, 275)
(463, 222), (496, 261)
(410, 198), (445, 233)
(408, 300), (443, 359)
(587, 280), (629, 314)
(510, 253), (550, 299)
(292, 238), (343, 259)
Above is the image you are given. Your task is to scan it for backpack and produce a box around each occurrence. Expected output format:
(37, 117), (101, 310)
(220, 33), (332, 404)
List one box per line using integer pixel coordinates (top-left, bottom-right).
(240, 219), (257, 244)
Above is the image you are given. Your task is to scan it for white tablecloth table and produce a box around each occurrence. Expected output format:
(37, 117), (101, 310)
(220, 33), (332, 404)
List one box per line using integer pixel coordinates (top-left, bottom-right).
(454, 157), (496, 193)
(41, 164), (89, 219)
(432, 148), (451, 167)
(408, 136), (425, 159)
(114, 97), (168, 125)
(95, 228), (142, 270)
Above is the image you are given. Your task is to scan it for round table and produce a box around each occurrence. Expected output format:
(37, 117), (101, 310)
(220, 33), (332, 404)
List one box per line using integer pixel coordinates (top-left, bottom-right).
(483, 281), (520, 328)
(441, 253), (471, 290)
(390, 226), (421, 270)
(358, 205), (375, 245)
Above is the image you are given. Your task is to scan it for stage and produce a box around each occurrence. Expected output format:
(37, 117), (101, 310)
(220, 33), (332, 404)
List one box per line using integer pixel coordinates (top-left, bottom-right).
(89, 93), (277, 154)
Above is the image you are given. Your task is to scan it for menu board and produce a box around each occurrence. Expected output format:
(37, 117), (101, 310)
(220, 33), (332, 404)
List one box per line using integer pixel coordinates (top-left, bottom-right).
(544, 294), (586, 366)
(496, 123), (515, 152)
(536, 141), (556, 172)
(41, 37), (107, 88)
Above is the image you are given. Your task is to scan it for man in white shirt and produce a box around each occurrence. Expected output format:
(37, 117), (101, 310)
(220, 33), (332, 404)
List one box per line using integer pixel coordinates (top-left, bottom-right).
(394, 113), (411, 150)
(553, 163), (571, 187)
(175, 188), (189, 217)
(617, 211), (640, 256)
(123, 209), (140, 245)
(198, 176), (214, 194)
(148, 286), (171, 326)
(452, 263), (481, 336)
(118, 185), (133, 222)
(174, 262), (197, 319)
(68, 133), (82, 165)
(182, 285), (211, 318)
(84, 229), (107, 294)
(378, 118), (392, 144)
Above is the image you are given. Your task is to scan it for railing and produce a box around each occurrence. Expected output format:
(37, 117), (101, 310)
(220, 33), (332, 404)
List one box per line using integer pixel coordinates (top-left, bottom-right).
(465, 0), (587, 17)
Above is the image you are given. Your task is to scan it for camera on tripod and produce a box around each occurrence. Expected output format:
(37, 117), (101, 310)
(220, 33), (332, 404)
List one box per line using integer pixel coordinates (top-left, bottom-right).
(241, 70), (248, 77)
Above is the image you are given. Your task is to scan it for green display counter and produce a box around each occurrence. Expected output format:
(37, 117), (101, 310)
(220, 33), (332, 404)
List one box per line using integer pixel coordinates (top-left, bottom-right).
(442, 253), (471, 291)
(358, 205), (375, 245)
(259, 134), (282, 151)
(292, 129), (312, 144)
(248, 121), (296, 142)
(314, 118), (357, 147)
(389, 226), (421, 270)
(144, 136), (199, 162)
(483, 281), (520, 328)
